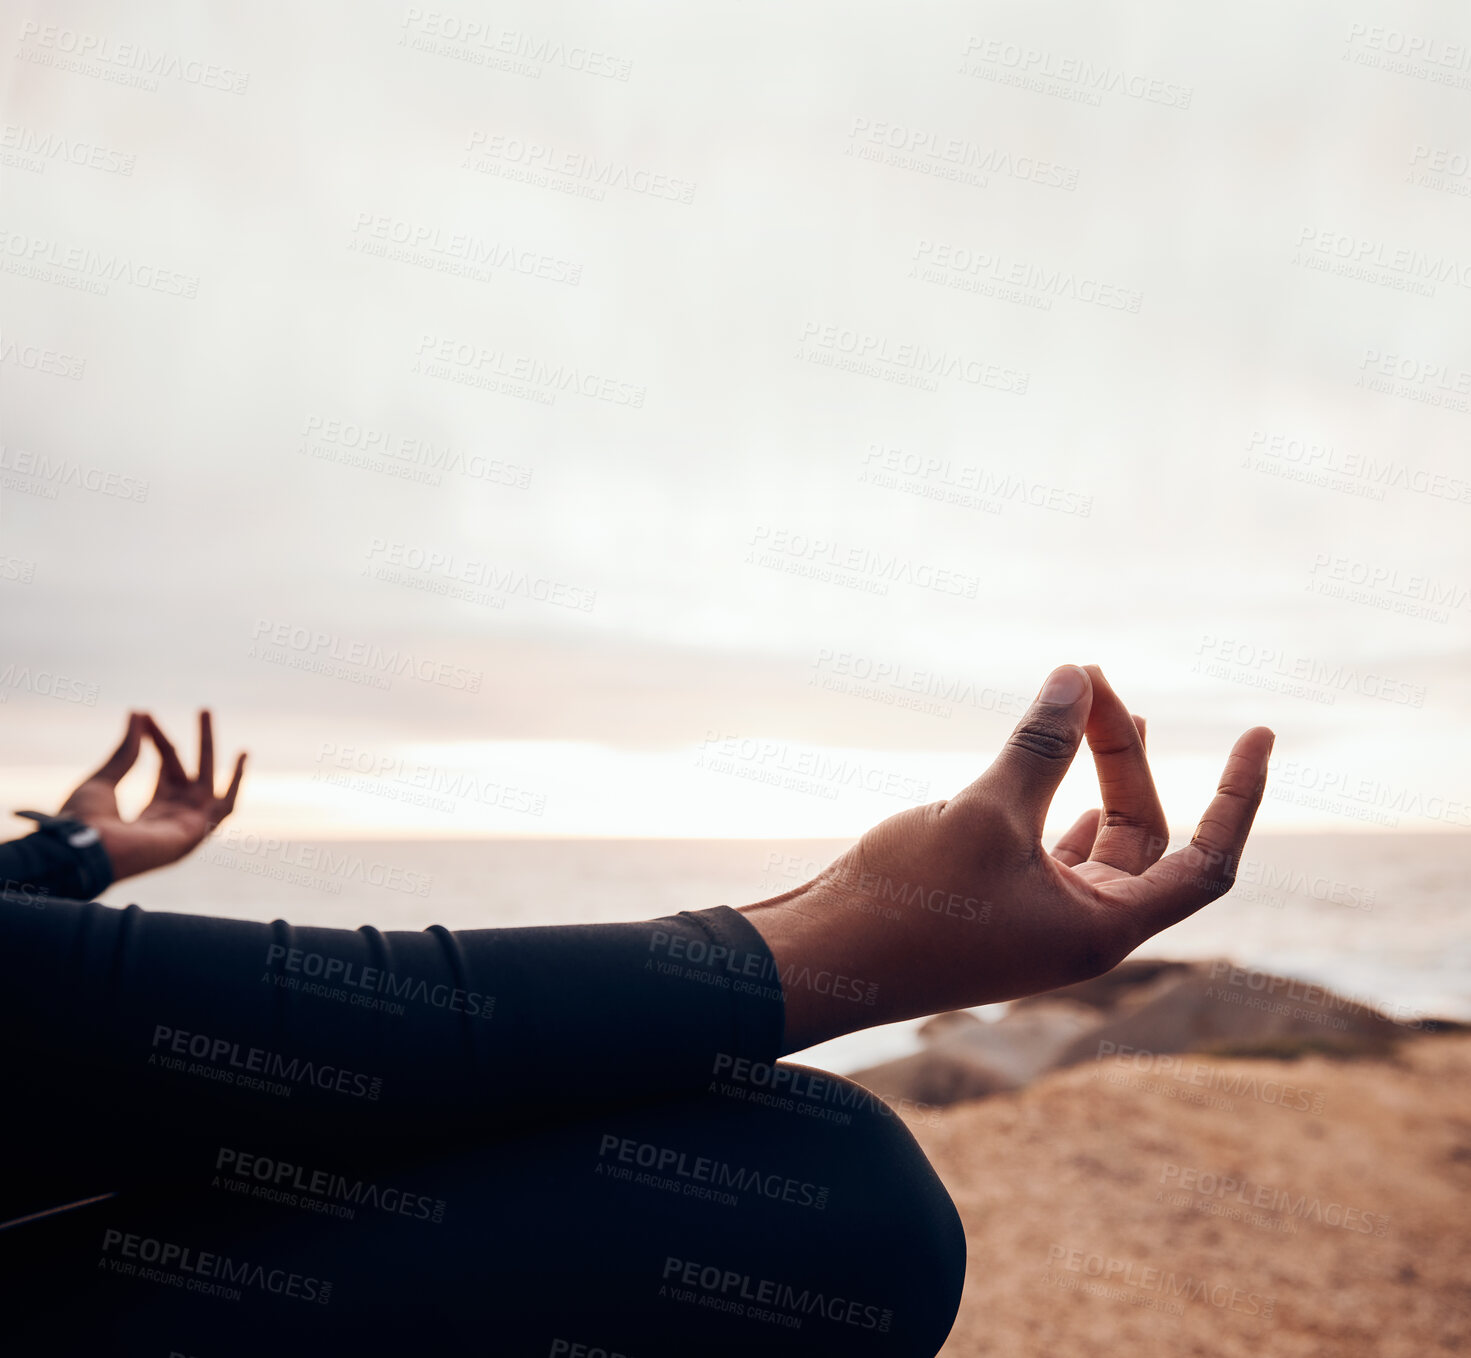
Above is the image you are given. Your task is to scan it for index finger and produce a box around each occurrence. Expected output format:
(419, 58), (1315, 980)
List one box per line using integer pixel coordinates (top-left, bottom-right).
(1080, 666), (1168, 874)
(142, 715), (190, 786)
(1097, 726), (1274, 937)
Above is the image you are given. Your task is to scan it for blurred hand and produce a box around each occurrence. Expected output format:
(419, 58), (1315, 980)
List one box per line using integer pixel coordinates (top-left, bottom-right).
(56, 711), (247, 883)
(741, 665), (1274, 1052)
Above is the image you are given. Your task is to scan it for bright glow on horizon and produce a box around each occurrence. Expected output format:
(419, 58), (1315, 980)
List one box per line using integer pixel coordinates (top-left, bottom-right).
(3, 733), (1461, 841)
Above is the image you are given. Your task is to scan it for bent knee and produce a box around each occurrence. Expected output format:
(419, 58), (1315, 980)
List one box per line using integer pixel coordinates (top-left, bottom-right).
(787, 1065), (967, 1356)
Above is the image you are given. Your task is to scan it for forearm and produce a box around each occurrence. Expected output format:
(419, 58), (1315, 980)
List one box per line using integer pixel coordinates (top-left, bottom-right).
(0, 894), (785, 1142)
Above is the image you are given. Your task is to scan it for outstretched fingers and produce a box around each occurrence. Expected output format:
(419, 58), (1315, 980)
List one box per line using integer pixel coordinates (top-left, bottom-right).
(1102, 726), (1275, 937)
(216, 752), (247, 821)
(198, 710), (214, 786)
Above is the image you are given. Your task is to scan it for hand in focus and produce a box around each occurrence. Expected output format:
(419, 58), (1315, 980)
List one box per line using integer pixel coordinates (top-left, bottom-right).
(741, 665), (1274, 1052)
(55, 711), (247, 883)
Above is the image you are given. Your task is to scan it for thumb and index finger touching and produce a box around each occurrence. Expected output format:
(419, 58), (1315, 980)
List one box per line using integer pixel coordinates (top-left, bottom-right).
(83, 711), (146, 786)
(82, 710), (247, 815)
(948, 662), (1274, 935)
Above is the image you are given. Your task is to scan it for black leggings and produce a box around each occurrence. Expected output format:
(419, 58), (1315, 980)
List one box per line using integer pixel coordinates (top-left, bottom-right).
(0, 893), (965, 1356)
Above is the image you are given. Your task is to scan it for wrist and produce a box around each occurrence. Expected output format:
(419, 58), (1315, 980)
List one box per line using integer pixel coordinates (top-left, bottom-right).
(11, 811), (116, 899)
(739, 890), (898, 1053)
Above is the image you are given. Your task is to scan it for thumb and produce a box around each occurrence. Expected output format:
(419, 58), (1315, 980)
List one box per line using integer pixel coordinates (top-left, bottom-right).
(950, 665), (1092, 836)
(89, 711), (145, 786)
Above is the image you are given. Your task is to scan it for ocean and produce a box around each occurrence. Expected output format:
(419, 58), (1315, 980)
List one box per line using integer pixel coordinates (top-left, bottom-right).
(98, 832), (1471, 1075)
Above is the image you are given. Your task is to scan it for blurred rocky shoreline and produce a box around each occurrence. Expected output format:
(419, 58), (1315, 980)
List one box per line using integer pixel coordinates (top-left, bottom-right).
(853, 957), (1460, 1108)
(871, 961), (1470, 1355)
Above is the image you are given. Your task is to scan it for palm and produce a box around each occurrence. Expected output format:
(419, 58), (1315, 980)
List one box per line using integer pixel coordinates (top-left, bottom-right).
(803, 667), (1267, 1014)
(56, 711), (246, 882)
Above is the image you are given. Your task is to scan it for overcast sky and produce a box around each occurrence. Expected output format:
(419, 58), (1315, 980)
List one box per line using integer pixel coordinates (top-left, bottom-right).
(2, 0), (1468, 839)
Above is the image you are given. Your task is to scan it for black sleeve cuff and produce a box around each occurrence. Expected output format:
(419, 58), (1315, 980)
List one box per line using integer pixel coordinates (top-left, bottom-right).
(675, 905), (787, 1064)
(0, 824), (115, 902)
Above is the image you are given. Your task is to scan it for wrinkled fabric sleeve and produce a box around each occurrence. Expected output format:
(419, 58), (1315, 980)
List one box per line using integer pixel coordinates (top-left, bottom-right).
(0, 889), (786, 1145)
(0, 827), (114, 903)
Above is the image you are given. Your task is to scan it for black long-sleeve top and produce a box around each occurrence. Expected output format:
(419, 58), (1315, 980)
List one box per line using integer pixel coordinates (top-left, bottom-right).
(0, 830), (787, 1151)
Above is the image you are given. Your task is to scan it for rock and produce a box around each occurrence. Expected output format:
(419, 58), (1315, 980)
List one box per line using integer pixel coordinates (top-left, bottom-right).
(844, 1048), (1017, 1107)
(1051, 964), (1412, 1068)
(851, 1001), (1101, 1105)
(849, 959), (1433, 1110)
(920, 1002), (1101, 1086)
(1010, 958), (1192, 1014)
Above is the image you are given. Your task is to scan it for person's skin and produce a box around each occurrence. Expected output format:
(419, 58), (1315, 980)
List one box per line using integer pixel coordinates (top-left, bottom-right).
(52, 710), (247, 883)
(739, 664), (1275, 1054)
(39, 673), (1272, 1061)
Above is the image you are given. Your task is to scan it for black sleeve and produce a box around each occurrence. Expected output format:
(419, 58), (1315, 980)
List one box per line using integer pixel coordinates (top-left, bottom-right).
(0, 891), (786, 1145)
(0, 826), (114, 902)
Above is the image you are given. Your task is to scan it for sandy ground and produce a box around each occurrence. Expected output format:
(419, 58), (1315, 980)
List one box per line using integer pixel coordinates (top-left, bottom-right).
(907, 1033), (1471, 1357)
